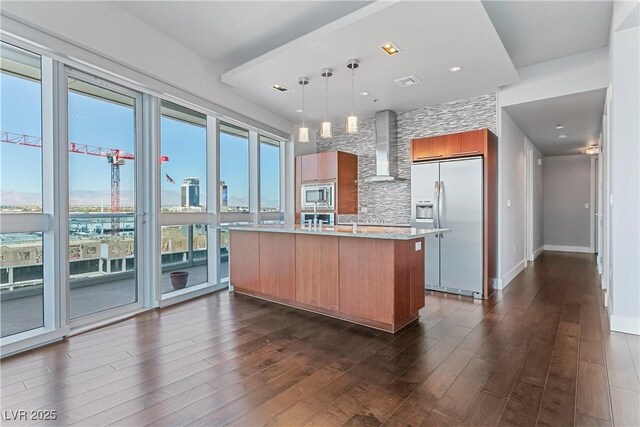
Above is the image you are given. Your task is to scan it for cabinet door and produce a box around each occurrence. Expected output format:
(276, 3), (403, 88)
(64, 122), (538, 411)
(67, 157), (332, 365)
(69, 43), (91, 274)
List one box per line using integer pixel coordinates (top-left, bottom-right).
(300, 154), (317, 182)
(446, 130), (484, 157)
(412, 137), (447, 161)
(317, 151), (337, 181)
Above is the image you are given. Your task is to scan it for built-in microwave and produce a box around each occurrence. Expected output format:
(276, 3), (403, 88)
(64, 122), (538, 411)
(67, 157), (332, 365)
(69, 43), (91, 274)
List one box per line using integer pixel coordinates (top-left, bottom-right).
(301, 183), (335, 210)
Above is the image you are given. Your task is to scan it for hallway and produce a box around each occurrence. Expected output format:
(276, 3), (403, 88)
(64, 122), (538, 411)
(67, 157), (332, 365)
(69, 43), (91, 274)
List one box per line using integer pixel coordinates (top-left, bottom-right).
(0, 252), (638, 426)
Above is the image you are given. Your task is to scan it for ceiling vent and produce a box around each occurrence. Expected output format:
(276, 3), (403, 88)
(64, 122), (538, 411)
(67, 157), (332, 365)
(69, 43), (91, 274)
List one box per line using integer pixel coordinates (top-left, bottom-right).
(394, 75), (421, 87)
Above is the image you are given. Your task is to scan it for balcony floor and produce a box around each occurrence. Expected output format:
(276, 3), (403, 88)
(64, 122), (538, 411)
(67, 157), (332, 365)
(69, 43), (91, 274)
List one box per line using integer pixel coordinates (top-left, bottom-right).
(1, 262), (228, 338)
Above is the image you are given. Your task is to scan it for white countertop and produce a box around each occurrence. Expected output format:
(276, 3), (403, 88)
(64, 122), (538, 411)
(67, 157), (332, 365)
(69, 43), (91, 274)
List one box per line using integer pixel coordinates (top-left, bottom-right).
(218, 224), (450, 240)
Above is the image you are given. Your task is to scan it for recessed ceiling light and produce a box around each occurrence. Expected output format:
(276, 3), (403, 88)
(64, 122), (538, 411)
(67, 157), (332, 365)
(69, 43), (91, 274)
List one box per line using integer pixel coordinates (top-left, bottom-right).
(450, 66), (462, 72)
(381, 42), (400, 56)
(272, 84), (288, 92)
(359, 91), (369, 96)
(556, 124), (564, 129)
(295, 109), (303, 113)
(558, 134), (568, 139)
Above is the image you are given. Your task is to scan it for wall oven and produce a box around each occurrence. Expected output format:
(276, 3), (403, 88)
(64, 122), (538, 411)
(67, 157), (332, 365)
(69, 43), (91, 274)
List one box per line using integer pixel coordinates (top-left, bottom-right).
(301, 183), (335, 210)
(301, 212), (335, 225)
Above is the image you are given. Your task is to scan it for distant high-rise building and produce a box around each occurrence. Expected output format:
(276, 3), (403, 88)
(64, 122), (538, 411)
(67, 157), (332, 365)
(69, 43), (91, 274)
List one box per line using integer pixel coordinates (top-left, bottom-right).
(181, 178), (200, 208)
(220, 181), (228, 212)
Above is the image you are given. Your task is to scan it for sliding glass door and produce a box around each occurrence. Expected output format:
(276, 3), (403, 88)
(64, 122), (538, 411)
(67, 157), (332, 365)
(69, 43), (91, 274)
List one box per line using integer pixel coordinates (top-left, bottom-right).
(67, 71), (143, 320)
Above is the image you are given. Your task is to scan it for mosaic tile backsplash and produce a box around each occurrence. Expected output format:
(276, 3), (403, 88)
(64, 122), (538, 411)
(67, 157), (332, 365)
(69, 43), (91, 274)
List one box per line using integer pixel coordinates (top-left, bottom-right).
(316, 94), (497, 225)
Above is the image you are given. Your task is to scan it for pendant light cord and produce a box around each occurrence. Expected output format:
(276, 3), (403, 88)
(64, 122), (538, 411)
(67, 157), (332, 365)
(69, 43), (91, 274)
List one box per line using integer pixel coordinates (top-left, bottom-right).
(302, 81), (306, 126)
(351, 66), (355, 115)
(325, 74), (329, 121)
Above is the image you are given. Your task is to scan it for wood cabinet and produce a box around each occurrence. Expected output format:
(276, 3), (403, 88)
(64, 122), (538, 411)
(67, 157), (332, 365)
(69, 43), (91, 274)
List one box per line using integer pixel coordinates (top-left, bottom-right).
(300, 154), (317, 182)
(295, 234), (339, 311)
(230, 229), (425, 332)
(411, 129), (488, 162)
(295, 150), (358, 217)
(259, 233), (296, 301)
(316, 151), (337, 181)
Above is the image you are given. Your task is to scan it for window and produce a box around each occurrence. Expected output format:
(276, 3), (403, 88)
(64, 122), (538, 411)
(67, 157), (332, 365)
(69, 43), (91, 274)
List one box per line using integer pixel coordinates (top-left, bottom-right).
(0, 42), (42, 213)
(219, 123), (249, 212)
(259, 136), (281, 212)
(67, 76), (139, 319)
(0, 233), (44, 337)
(0, 43), (46, 340)
(161, 224), (208, 294)
(160, 101), (207, 212)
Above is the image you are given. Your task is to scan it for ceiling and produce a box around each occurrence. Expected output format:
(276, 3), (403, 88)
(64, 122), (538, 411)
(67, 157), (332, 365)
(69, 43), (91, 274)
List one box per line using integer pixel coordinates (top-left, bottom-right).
(482, 0), (613, 68)
(504, 89), (606, 156)
(221, 1), (518, 124)
(113, 1), (372, 72)
(113, 1), (614, 128)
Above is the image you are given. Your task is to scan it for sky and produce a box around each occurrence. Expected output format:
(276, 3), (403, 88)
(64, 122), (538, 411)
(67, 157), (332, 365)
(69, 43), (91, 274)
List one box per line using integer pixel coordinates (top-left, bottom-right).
(0, 71), (280, 209)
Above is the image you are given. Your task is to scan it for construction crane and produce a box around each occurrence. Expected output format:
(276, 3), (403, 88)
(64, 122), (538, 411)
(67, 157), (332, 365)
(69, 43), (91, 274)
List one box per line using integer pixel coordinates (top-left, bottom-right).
(1, 131), (169, 233)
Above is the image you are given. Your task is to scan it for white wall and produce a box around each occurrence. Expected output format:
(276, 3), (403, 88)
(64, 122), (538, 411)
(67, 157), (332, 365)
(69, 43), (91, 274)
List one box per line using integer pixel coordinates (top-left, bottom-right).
(526, 139), (544, 257)
(499, 47), (609, 107)
(497, 110), (526, 288)
(0, 1), (294, 135)
(543, 155), (593, 251)
(609, 21), (640, 334)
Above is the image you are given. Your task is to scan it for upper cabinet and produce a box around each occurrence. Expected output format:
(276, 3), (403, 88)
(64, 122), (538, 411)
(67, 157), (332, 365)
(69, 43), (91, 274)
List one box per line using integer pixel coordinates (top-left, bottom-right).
(316, 151), (338, 181)
(298, 151), (346, 182)
(411, 129), (490, 162)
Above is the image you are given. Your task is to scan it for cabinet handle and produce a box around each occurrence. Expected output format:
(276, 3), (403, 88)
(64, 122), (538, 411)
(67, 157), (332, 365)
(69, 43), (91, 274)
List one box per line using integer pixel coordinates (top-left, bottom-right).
(450, 150), (481, 156)
(415, 154), (443, 160)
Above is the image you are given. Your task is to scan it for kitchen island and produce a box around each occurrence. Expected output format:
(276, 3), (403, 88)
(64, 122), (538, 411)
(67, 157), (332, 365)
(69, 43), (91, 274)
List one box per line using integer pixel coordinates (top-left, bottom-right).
(224, 224), (448, 332)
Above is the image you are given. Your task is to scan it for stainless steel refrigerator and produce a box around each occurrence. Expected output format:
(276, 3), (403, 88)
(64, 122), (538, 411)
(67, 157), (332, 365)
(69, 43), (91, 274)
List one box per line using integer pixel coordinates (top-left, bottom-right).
(411, 157), (483, 298)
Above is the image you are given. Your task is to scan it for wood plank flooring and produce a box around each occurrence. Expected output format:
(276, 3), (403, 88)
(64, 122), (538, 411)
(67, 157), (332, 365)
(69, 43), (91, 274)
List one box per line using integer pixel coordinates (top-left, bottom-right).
(1, 252), (638, 426)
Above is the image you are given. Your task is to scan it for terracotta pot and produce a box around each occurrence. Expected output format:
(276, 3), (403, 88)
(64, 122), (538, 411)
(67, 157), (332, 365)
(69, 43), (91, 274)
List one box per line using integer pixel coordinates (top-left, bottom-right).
(169, 271), (189, 290)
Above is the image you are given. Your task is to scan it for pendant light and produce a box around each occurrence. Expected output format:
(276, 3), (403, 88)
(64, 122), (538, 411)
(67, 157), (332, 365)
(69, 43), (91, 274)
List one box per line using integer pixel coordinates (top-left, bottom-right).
(346, 59), (359, 134)
(297, 77), (310, 143)
(320, 68), (333, 139)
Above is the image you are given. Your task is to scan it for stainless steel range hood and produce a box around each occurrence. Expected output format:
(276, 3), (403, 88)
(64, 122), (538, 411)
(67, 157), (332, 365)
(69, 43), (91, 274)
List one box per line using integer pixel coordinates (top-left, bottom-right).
(364, 110), (403, 182)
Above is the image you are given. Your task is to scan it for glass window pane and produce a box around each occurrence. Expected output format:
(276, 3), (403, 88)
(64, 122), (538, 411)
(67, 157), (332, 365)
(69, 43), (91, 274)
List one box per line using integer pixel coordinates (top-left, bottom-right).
(68, 79), (138, 318)
(220, 123), (249, 212)
(161, 224), (208, 294)
(0, 43), (43, 213)
(260, 136), (281, 212)
(160, 101), (207, 212)
(1, 232), (44, 337)
(69, 216), (136, 319)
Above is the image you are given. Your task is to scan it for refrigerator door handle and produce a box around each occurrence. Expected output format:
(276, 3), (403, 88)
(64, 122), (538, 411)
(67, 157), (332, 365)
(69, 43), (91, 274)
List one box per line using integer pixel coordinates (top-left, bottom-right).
(439, 181), (444, 234)
(433, 180), (440, 229)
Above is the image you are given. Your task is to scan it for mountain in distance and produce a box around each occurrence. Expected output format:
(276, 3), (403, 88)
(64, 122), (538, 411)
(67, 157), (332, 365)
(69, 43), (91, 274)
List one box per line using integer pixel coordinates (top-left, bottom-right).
(2, 189), (278, 209)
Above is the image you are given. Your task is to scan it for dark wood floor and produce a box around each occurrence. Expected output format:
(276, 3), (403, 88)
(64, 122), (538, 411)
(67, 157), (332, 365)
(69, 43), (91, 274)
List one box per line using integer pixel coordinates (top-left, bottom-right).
(1, 252), (639, 426)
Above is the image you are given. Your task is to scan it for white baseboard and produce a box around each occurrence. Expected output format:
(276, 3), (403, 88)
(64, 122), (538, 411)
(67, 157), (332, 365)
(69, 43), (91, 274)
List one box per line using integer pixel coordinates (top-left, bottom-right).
(544, 244), (594, 253)
(610, 314), (640, 335)
(533, 246), (544, 260)
(497, 259), (526, 290)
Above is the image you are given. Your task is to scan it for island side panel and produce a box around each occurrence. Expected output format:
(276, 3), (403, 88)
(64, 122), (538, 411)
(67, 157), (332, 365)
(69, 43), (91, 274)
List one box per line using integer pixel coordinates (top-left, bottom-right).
(259, 232), (296, 301)
(295, 234), (339, 312)
(230, 230), (260, 293)
(396, 238), (426, 321)
(339, 237), (395, 327)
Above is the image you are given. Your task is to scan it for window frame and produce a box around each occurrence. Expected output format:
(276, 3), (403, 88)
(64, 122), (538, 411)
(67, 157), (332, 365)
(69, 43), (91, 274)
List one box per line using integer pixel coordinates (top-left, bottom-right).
(0, 28), (291, 356)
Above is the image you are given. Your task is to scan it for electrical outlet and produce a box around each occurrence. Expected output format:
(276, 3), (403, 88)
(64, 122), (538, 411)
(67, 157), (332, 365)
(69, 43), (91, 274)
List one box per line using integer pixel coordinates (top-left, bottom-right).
(507, 199), (512, 208)
(415, 242), (422, 251)
(584, 203), (589, 209)
(361, 207), (368, 213)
